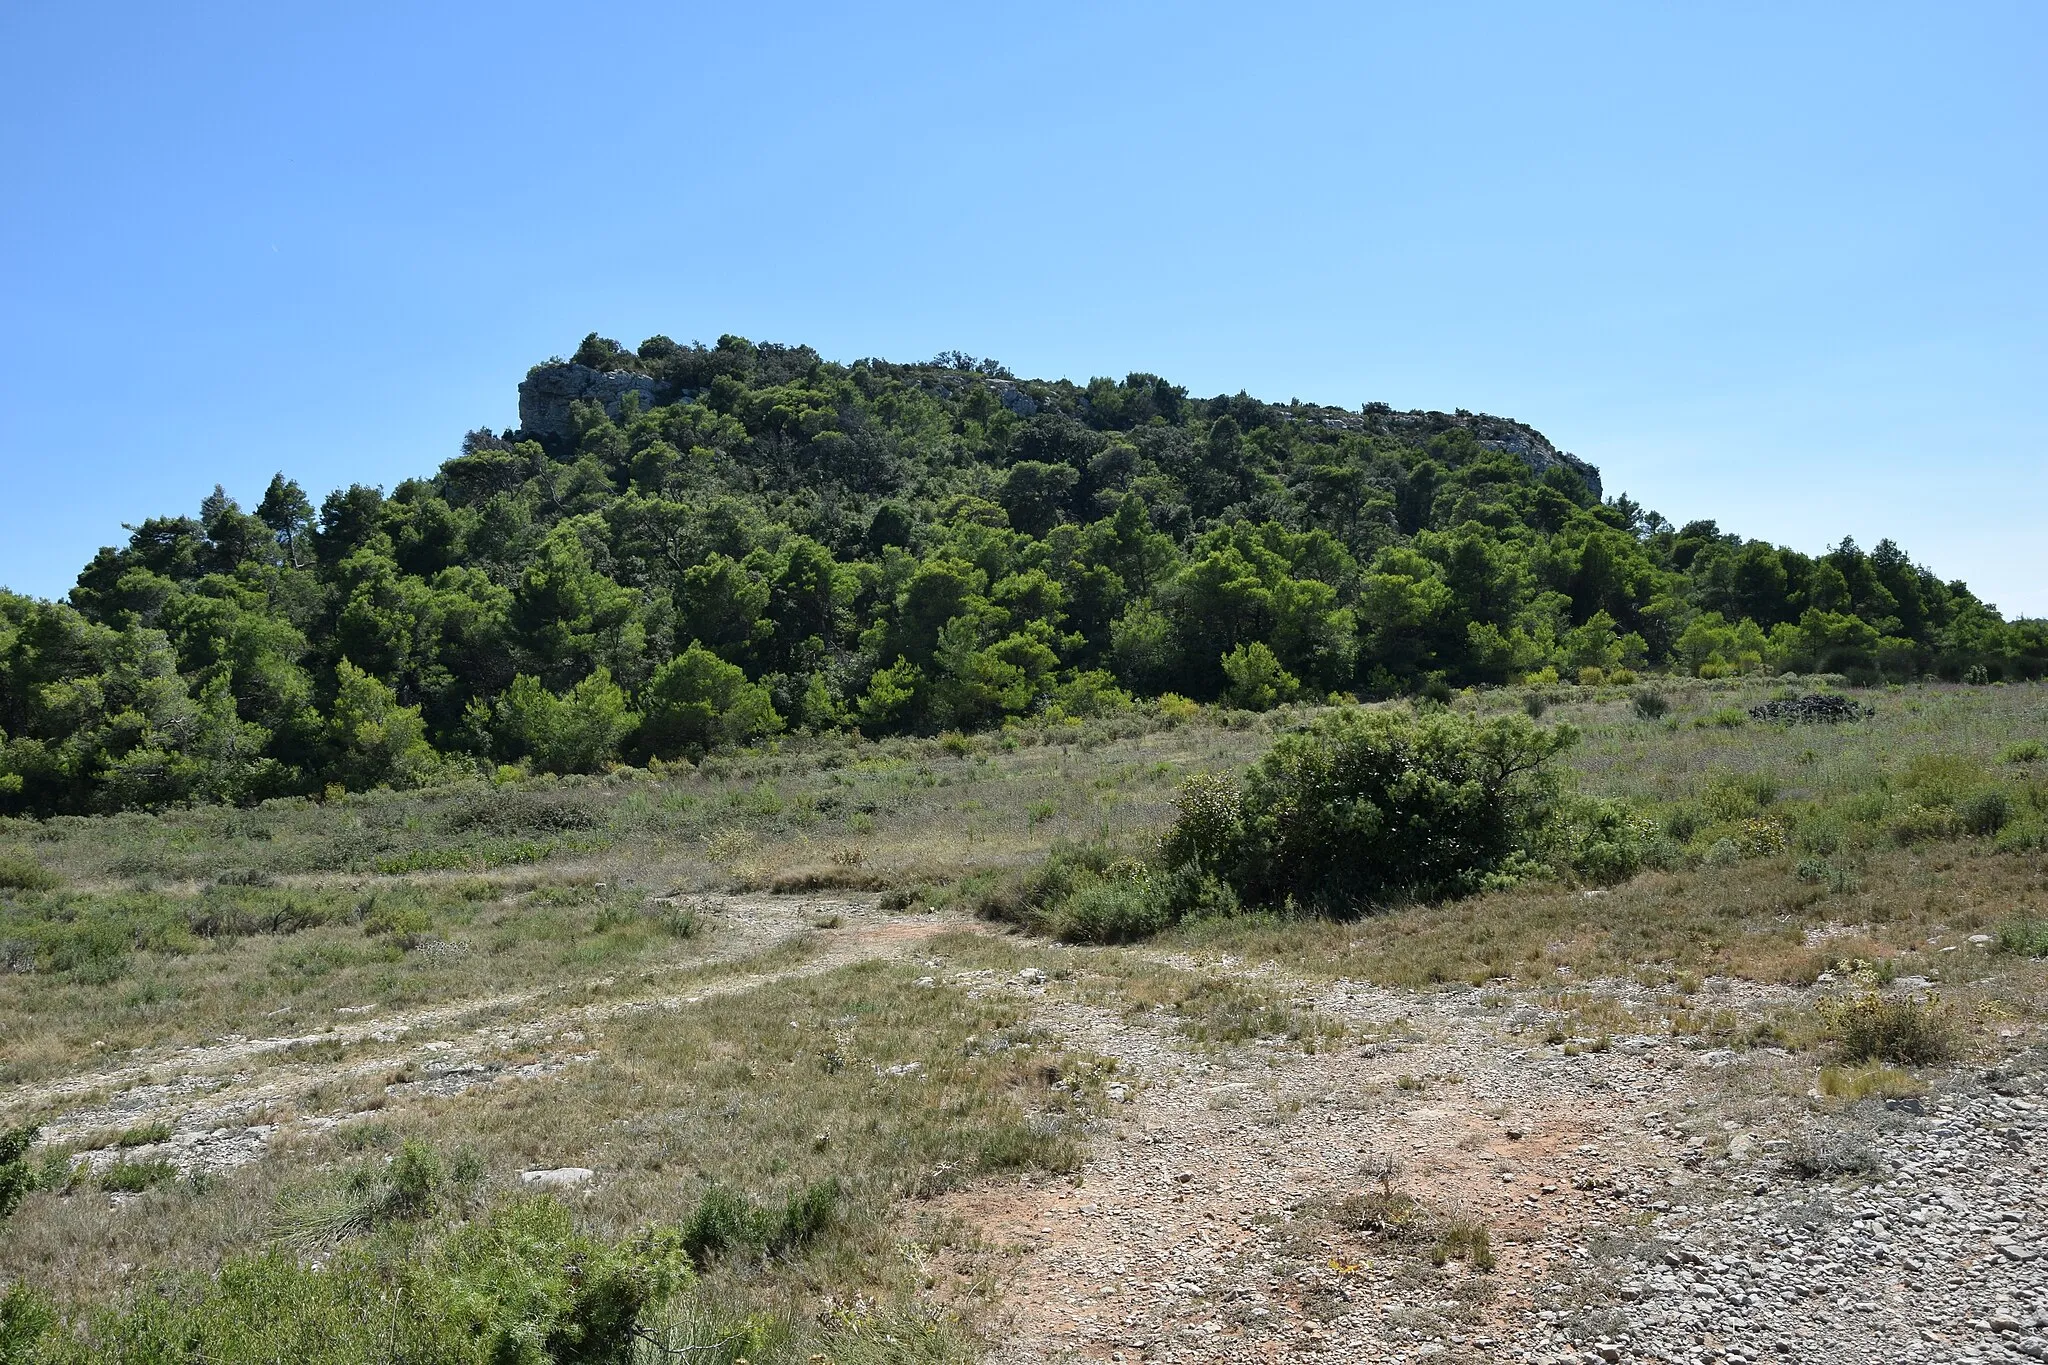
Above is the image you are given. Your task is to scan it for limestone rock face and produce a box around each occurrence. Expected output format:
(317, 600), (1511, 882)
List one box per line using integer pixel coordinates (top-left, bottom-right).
(518, 363), (662, 440)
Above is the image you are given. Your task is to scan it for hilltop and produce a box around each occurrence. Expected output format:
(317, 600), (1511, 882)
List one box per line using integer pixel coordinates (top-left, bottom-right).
(1, 331), (2042, 816)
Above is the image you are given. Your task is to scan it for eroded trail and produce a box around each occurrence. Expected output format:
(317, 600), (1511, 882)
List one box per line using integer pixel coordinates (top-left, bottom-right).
(935, 957), (2048, 1365)
(10, 896), (962, 1175)
(13, 906), (2046, 1365)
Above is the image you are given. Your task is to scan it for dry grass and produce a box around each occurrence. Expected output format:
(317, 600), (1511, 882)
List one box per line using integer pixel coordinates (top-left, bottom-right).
(2, 680), (2045, 1355)
(0, 957), (1101, 1330)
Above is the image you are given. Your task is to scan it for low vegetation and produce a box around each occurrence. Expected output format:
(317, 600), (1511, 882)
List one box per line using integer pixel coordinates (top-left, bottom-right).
(0, 677), (2041, 1360)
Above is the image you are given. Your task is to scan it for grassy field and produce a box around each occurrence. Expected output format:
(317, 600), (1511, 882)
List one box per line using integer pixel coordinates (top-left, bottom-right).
(2, 678), (2046, 1359)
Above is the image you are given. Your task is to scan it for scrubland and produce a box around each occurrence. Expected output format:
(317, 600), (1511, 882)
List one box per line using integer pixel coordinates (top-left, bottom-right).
(2, 678), (2045, 1362)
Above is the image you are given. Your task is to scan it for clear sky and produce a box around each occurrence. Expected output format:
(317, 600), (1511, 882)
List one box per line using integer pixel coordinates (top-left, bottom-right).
(2, 3), (2042, 613)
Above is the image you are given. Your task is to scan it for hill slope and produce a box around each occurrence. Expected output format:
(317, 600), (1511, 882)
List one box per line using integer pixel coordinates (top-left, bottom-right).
(1, 332), (2041, 815)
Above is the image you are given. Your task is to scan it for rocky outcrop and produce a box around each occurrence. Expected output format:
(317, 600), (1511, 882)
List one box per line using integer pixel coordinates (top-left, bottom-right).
(1281, 403), (1603, 501)
(517, 363), (662, 440)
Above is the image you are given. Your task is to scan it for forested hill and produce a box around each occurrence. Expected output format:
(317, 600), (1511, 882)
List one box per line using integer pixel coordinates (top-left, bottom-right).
(2, 332), (2042, 816)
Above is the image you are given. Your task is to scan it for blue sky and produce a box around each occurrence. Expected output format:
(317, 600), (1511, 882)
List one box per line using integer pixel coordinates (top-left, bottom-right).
(3, 3), (2042, 613)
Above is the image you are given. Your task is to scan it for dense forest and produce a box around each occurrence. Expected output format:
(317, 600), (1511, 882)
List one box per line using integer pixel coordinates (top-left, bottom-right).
(2, 333), (2042, 816)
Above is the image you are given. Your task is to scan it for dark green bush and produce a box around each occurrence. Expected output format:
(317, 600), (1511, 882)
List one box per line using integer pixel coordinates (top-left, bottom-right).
(1162, 708), (1577, 916)
(1630, 690), (1669, 721)
(1958, 787), (2013, 837)
(0, 1124), (37, 1220)
(960, 840), (1119, 931)
(678, 1179), (840, 1267)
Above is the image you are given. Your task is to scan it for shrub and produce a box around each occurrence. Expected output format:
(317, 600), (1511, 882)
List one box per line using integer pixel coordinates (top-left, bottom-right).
(1521, 693), (1548, 719)
(1782, 1128), (1877, 1179)
(439, 787), (599, 836)
(678, 1179), (839, 1266)
(638, 643), (784, 758)
(272, 1139), (479, 1248)
(1957, 787), (2013, 837)
(0, 856), (58, 892)
(1430, 1216), (1496, 1271)
(1888, 804), (1955, 846)
(0, 1125), (37, 1220)
(2002, 740), (2046, 765)
(1050, 669), (1132, 719)
(1218, 642), (1298, 712)
(1051, 879), (1175, 944)
(1819, 992), (1957, 1065)
(1162, 708), (1577, 916)
(1996, 821), (2048, 853)
(1549, 797), (1663, 884)
(1995, 919), (2048, 958)
(1702, 770), (1777, 820)
(1901, 752), (1983, 806)
(1695, 707), (1748, 729)
(1630, 690), (1669, 721)
(961, 840), (1119, 930)
(1663, 805), (1703, 844)
(363, 901), (433, 942)
(497, 667), (640, 774)
(1735, 816), (1790, 857)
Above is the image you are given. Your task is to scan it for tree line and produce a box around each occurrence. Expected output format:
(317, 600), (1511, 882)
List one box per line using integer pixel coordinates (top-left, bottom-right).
(2, 332), (2041, 815)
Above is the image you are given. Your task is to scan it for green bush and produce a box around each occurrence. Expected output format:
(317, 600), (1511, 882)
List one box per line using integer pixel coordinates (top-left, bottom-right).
(959, 840), (1120, 930)
(1995, 919), (2048, 958)
(1630, 690), (1669, 721)
(1996, 821), (2048, 853)
(638, 643), (784, 759)
(1820, 992), (1957, 1065)
(272, 1139), (479, 1248)
(1162, 708), (1577, 916)
(1549, 797), (1664, 884)
(2002, 740), (2046, 765)
(677, 1179), (839, 1267)
(1051, 879), (1175, 944)
(1957, 787), (2013, 837)
(0, 856), (59, 892)
(1218, 642), (1298, 712)
(0, 1124), (37, 1220)
(1889, 804), (1956, 846)
(1701, 770), (1777, 821)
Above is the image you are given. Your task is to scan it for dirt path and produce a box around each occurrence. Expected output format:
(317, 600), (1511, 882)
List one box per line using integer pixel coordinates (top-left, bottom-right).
(929, 957), (2046, 1365)
(16, 896), (963, 1175)
(15, 902), (2043, 1363)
